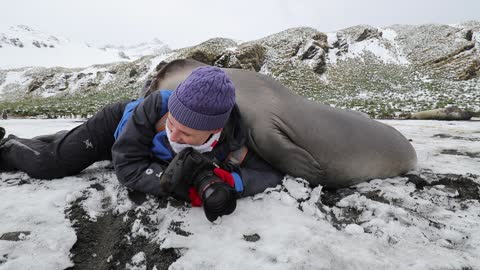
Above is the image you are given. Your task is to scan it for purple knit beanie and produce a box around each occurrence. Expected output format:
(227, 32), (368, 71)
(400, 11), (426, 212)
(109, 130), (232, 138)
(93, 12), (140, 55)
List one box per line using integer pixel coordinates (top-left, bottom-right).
(168, 66), (236, 131)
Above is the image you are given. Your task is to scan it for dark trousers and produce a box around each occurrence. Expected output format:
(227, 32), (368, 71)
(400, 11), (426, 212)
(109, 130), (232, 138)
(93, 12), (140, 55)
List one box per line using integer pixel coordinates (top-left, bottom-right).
(0, 101), (129, 179)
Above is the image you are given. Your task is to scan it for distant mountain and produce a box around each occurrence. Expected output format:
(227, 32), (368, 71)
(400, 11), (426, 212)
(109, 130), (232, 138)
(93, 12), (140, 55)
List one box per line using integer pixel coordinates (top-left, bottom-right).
(0, 25), (171, 69)
(102, 38), (171, 61)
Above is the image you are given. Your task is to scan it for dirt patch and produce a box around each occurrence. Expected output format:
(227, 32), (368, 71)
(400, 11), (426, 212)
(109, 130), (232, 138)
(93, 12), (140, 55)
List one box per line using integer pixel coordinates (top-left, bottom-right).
(320, 187), (383, 230)
(169, 221), (192, 237)
(433, 133), (480, 142)
(405, 174), (431, 190)
(320, 186), (391, 207)
(334, 207), (364, 225)
(440, 149), (480, 158)
(320, 187), (356, 207)
(360, 190), (390, 204)
(0, 231), (30, 241)
(321, 173), (479, 231)
(0, 254), (7, 265)
(65, 193), (179, 270)
(0, 174), (31, 186)
(433, 175), (480, 201)
(243, 233), (261, 242)
(406, 173), (480, 201)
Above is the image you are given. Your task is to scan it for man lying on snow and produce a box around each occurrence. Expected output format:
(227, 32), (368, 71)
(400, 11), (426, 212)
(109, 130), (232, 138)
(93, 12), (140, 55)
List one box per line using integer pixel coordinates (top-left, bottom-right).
(0, 67), (284, 222)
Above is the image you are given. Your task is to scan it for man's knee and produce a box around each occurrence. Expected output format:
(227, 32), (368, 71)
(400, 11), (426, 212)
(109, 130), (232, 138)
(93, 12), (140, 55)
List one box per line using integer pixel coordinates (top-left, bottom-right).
(26, 159), (70, 179)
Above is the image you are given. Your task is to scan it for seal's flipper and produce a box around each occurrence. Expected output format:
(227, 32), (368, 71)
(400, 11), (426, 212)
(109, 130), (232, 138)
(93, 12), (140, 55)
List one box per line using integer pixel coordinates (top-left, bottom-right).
(248, 113), (326, 184)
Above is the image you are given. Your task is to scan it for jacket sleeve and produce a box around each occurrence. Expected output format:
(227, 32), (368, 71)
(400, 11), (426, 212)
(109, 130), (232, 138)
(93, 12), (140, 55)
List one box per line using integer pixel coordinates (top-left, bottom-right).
(111, 92), (168, 196)
(235, 151), (284, 197)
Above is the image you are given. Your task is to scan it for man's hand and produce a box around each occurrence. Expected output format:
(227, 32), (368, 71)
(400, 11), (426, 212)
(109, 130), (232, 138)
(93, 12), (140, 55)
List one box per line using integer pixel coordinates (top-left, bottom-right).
(159, 148), (239, 222)
(159, 147), (215, 202)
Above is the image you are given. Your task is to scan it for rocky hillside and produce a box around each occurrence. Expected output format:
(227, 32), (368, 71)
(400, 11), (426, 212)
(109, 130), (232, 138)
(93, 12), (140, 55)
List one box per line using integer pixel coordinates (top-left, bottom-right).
(0, 22), (479, 118)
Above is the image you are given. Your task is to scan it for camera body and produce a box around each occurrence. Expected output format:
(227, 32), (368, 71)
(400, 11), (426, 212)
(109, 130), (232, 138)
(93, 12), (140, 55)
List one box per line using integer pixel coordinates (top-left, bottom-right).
(160, 148), (237, 222)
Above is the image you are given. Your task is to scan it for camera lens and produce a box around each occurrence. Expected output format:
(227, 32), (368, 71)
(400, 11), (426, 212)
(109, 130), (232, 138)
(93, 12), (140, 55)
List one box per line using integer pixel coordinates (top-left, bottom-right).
(197, 176), (237, 222)
(203, 185), (230, 210)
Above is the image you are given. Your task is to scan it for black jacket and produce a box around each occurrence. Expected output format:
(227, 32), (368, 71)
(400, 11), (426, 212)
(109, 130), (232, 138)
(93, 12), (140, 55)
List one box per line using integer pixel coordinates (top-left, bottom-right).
(111, 91), (284, 197)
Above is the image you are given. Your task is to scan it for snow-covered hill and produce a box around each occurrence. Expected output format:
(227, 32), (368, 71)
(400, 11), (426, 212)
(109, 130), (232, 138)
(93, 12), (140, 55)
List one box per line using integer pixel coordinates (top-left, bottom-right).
(0, 25), (171, 69)
(0, 118), (479, 269)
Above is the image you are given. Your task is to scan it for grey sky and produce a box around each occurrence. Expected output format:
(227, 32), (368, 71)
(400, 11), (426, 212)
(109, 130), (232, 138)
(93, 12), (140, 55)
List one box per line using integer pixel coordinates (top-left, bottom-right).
(1, 0), (478, 48)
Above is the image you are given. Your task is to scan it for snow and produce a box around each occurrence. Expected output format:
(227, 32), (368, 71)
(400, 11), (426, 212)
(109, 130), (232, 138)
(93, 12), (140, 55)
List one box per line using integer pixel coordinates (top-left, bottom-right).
(40, 91), (57, 98)
(0, 119), (82, 138)
(0, 175), (92, 270)
(1, 71), (26, 86)
(326, 29), (409, 65)
(102, 38), (171, 60)
(126, 252), (147, 270)
(347, 39), (409, 65)
(381, 29), (397, 42)
(0, 42), (125, 69)
(386, 120), (480, 175)
(0, 118), (479, 269)
(326, 32), (340, 64)
(225, 47), (238, 52)
(138, 53), (174, 82)
(0, 25), (171, 69)
(344, 224), (364, 234)
(0, 70), (29, 96)
(326, 32), (338, 46)
(474, 32), (480, 44)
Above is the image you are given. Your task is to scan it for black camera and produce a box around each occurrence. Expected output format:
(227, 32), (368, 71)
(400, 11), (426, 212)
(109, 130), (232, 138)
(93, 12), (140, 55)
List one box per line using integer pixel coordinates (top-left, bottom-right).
(160, 148), (237, 222)
(193, 169), (237, 222)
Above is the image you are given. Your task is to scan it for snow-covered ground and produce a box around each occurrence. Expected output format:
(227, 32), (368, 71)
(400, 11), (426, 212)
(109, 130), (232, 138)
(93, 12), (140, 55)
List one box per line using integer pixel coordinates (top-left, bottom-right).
(0, 119), (479, 270)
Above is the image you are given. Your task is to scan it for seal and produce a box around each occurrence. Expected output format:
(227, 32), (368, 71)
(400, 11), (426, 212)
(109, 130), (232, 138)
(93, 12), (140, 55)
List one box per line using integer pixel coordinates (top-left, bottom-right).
(145, 59), (417, 188)
(408, 107), (473, 120)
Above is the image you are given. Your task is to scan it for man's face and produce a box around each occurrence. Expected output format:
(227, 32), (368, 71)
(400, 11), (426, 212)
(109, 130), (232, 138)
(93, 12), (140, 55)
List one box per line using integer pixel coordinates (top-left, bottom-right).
(166, 114), (221, 145)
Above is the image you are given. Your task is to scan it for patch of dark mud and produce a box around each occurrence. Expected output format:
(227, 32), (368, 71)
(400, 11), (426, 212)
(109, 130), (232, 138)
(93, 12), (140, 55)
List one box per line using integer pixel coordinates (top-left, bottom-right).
(89, 183), (105, 191)
(405, 174), (431, 190)
(65, 195), (179, 270)
(243, 233), (261, 242)
(321, 187), (390, 207)
(0, 254), (7, 265)
(0, 231), (30, 241)
(319, 188), (366, 230)
(433, 133), (480, 142)
(169, 221), (192, 237)
(127, 190), (148, 205)
(322, 205), (365, 231)
(335, 207), (363, 225)
(1, 176), (31, 186)
(440, 149), (480, 158)
(320, 187), (356, 207)
(16, 179), (30, 185)
(361, 190), (390, 204)
(406, 174), (480, 201)
(434, 176), (480, 201)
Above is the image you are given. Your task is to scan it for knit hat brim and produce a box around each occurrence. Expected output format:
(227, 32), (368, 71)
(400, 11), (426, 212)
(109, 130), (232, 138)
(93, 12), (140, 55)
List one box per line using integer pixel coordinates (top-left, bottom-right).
(168, 91), (232, 131)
